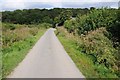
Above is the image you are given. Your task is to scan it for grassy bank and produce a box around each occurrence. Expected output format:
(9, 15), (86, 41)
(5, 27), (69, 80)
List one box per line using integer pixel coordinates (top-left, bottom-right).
(56, 27), (118, 78)
(2, 23), (49, 78)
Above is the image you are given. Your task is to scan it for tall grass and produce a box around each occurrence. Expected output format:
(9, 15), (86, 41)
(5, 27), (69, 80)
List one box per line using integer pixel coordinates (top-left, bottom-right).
(2, 23), (48, 78)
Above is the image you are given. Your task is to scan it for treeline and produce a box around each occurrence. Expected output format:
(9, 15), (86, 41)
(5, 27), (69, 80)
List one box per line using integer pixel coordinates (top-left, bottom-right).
(2, 8), (89, 26)
(63, 8), (120, 77)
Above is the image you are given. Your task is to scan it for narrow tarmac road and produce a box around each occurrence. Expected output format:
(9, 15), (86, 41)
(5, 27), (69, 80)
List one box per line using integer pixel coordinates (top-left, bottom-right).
(7, 28), (85, 78)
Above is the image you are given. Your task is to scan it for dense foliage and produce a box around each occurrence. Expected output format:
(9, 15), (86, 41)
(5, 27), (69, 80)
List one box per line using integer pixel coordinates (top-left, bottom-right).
(64, 8), (118, 34)
(64, 8), (120, 77)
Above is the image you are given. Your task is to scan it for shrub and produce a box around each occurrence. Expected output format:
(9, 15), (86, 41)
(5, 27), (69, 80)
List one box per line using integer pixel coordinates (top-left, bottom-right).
(64, 19), (78, 33)
(29, 27), (38, 36)
(75, 8), (117, 35)
(76, 28), (117, 72)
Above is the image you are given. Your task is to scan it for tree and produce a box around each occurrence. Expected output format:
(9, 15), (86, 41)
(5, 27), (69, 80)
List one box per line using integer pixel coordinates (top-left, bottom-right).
(54, 10), (73, 26)
(64, 19), (78, 33)
(90, 7), (95, 11)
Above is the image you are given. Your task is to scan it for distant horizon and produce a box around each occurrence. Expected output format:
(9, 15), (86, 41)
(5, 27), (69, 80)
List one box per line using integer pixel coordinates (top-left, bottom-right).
(1, 7), (119, 12)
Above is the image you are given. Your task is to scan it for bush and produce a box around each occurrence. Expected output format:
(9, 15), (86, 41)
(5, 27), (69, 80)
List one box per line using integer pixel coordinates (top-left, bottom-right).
(64, 19), (78, 33)
(76, 28), (117, 72)
(76, 8), (117, 35)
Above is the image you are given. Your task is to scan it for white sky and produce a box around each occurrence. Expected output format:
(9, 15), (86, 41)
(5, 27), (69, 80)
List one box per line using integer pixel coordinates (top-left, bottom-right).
(0, 0), (119, 11)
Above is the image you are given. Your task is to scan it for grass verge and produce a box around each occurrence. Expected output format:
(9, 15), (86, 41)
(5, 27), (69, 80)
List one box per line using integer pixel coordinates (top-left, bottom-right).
(2, 26), (47, 78)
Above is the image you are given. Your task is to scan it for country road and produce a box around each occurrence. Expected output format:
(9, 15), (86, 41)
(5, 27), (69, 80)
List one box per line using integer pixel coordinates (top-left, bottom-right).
(7, 28), (85, 78)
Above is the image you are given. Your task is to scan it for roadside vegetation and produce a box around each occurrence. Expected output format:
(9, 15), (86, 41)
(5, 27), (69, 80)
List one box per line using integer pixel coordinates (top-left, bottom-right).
(56, 27), (118, 78)
(2, 23), (51, 78)
(1, 7), (120, 78)
(56, 8), (120, 78)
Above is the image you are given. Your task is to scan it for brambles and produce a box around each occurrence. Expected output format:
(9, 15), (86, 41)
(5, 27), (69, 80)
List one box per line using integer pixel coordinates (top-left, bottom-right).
(77, 28), (117, 72)
(62, 8), (120, 77)
(56, 27), (118, 78)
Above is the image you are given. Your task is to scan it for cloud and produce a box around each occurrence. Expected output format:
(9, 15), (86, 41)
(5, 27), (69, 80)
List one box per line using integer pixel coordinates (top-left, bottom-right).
(1, 0), (62, 11)
(24, 0), (62, 8)
(62, 2), (118, 8)
(25, 0), (119, 2)
(25, 2), (54, 9)
(24, 0), (62, 2)
(61, 0), (119, 2)
(0, 0), (119, 11)
(1, 0), (26, 11)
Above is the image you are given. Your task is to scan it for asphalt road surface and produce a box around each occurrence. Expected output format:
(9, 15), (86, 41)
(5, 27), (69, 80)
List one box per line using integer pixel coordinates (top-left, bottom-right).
(7, 28), (85, 78)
